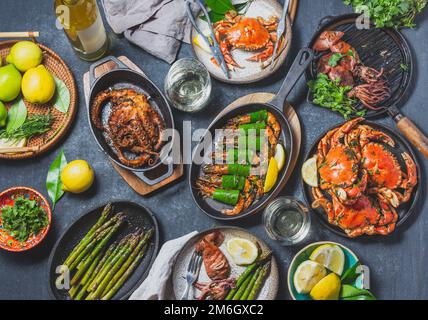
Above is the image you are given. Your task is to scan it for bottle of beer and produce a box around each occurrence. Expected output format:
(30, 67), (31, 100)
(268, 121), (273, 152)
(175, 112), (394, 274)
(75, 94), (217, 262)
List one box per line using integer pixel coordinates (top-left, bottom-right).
(54, 0), (109, 61)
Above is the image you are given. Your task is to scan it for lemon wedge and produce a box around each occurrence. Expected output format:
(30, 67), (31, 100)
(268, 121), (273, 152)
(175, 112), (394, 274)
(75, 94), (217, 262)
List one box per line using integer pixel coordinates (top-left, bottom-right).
(302, 156), (318, 187)
(193, 34), (212, 54)
(309, 244), (345, 275)
(226, 237), (259, 265)
(274, 143), (286, 171)
(293, 260), (327, 294)
(310, 273), (341, 300)
(264, 157), (279, 193)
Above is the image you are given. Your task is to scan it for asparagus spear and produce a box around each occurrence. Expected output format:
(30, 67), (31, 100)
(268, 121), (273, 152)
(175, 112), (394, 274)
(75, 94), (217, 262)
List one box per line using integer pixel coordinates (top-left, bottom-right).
(232, 273), (253, 300)
(81, 242), (116, 287)
(64, 204), (112, 266)
(101, 242), (148, 300)
(69, 227), (112, 273)
(247, 261), (270, 300)
(70, 250), (103, 297)
(69, 285), (80, 298)
(102, 229), (152, 295)
(72, 217), (125, 288)
(241, 267), (261, 300)
(225, 252), (271, 300)
(90, 235), (139, 299)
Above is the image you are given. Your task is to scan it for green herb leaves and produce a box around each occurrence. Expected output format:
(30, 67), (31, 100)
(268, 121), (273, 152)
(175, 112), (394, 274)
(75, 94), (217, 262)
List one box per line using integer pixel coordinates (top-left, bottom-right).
(328, 50), (354, 67)
(1, 195), (48, 243)
(201, 0), (253, 23)
(53, 77), (70, 114)
(46, 149), (67, 210)
(6, 98), (27, 133)
(205, 0), (234, 14)
(343, 0), (427, 28)
(308, 74), (364, 119)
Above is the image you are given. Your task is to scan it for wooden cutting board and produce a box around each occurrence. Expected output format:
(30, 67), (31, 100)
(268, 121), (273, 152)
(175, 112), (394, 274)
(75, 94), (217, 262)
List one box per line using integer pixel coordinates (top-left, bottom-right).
(218, 94), (301, 186)
(83, 56), (184, 196)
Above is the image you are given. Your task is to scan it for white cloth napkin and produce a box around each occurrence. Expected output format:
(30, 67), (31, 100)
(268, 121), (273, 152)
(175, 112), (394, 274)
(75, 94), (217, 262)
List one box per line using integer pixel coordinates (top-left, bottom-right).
(129, 231), (198, 300)
(102, 0), (198, 63)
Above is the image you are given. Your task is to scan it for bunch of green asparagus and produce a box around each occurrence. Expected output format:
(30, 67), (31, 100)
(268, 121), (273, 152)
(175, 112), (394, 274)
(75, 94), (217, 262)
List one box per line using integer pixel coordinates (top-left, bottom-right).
(59, 204), (153, 300)
(225, 252), (272, 300)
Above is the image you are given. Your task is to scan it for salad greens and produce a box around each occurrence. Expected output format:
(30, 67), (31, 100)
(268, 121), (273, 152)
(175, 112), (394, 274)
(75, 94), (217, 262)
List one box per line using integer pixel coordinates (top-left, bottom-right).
(1, 196), (48, 242)
(343, 0), (427, 28)
(308, 74), (365, 119)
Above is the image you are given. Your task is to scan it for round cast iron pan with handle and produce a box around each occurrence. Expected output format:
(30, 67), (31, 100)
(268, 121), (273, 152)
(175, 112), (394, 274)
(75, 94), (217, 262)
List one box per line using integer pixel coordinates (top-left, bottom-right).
(87, 56), (175, 185)
(302, 120), (421, 238)
(189, 48), (314, 220)
(48, 201), (159, 300)
(306, 14), (428, 159)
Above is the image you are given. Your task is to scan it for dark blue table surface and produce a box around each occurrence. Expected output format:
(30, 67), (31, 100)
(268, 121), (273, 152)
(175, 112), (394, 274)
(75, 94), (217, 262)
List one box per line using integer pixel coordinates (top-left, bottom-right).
(0, 0), (427, 300)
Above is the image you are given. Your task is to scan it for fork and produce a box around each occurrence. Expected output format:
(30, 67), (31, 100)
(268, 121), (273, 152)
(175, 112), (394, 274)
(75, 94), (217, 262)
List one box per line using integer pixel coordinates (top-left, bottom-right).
(181, 250), (203, 300)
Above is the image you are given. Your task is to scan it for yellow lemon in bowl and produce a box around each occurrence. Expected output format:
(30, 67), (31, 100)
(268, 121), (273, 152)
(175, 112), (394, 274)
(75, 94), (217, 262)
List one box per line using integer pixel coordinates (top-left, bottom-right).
(6, 41), (43, 72)
(310, 273), (341, 300)
(22, 65), (55, 104)
(61, 160), (95, 194)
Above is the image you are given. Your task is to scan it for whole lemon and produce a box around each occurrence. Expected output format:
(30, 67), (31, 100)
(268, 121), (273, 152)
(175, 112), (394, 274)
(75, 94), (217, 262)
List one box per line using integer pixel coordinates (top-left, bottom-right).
(0, 64), (22, 102)
(22, 65), (55, 104)
(61, 160), (95, 194)
(310, 273), (341, 300)
(0, 101), (7, 127)
(6, 41), (43, 72)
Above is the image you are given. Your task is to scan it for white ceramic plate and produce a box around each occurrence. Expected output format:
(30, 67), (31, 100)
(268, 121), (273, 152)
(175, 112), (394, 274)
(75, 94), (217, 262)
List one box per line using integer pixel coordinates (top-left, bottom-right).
(172, 227), (279, 300)
(191, 0), (292, 84)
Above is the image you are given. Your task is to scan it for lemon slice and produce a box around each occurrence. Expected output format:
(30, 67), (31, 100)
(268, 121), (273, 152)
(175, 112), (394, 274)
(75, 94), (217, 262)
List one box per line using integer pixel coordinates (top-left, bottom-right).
(302, 156), (318, 187)
(193, 34), (212, 54)
(0, 137), (27, 154)
(226, 237), (259, 266)
(274, 143), (286, 171)
(264, 157), (279, 193)
(310, 273), (341, 300)
(309, 244), (345, 275)
(293, 260), (327, 294)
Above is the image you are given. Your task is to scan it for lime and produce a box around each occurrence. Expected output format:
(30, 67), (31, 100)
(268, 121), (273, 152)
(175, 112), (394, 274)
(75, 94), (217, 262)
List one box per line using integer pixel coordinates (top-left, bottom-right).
(226, 237), (259, 265)
(0, 64), (22, 102)
(302, 156), (318, 187)
(22, 65), (55, 104)
(0, 101), (7, 127)
(263, 157), (279, 193)
(293, 260), (327, 294)
(274, 143), (286, 171)
(310, 273), (341, 300)
(6, 41), (43, 72)
(309, 244), (345, 275)
(61, 160), (95, 194)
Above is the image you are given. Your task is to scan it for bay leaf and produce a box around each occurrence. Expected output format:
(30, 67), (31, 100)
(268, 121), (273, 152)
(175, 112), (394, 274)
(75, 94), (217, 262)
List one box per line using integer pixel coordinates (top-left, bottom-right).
(53, 77), (70, 114)
(46, 149), (67, 210)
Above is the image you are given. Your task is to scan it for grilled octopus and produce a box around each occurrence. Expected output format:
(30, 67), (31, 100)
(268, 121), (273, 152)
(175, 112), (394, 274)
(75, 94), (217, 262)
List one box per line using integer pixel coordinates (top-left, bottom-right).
(194, 278), (236, 300)
(195, 231), (230, 280)
(91, 88), (165, 168)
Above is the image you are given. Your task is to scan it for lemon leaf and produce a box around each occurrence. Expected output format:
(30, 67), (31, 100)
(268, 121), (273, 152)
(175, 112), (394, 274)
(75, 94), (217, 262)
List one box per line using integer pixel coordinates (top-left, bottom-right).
(53, 77), (70, 114)
(46, 149), (68, 210)
(6, 97), (27, 133)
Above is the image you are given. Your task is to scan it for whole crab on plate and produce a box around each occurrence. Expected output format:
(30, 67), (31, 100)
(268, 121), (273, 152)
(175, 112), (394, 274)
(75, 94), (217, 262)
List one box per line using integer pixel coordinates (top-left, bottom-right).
(302, 118), (420, 238)
(191, 0), (292, 84)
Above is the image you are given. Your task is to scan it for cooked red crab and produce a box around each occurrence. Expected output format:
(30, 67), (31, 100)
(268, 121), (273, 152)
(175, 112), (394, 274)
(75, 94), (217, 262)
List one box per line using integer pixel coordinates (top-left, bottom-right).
(213, 13), (279, 68)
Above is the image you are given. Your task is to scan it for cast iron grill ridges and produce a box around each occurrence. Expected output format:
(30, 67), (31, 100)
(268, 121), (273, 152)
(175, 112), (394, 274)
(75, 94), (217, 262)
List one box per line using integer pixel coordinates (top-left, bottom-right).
(307, 16), (412, 117)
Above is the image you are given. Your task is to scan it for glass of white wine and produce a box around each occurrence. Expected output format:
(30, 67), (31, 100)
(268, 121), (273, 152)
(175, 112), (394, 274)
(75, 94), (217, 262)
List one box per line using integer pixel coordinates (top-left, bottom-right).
(263, 196), (311, 246)
(164, 58), (211, 112)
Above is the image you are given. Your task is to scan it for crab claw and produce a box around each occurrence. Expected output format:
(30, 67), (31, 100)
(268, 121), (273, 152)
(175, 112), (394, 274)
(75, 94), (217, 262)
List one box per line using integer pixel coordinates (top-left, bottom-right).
(247, 41), (274, 62)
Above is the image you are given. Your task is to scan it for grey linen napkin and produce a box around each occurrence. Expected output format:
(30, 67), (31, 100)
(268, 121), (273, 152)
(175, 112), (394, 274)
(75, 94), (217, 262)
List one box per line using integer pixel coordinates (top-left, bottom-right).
(102, 0), (197, 63)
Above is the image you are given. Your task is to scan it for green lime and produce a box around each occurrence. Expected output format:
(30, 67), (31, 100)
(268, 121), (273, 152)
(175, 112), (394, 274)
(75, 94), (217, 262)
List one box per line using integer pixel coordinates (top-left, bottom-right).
(0, 64), (22, 102)
(0, 101), (7, 127)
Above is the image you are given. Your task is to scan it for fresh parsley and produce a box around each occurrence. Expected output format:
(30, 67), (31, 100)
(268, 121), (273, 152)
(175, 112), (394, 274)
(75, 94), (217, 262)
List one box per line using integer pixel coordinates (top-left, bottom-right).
(1, 196), (48, 243)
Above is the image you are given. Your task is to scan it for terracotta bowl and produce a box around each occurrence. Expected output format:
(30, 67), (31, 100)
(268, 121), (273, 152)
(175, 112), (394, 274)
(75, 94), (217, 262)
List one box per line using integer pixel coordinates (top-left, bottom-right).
(0, 187), (52, 252)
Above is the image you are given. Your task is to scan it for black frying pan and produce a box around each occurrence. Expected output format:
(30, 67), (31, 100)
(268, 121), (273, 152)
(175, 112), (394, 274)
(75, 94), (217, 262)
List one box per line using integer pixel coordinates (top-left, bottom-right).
(87, 56), (175, 185)
(306, 14), (428, 159)
(47, 201), (159, 300)
(189, 48), (314, 220)
(302, 120), (421, 238)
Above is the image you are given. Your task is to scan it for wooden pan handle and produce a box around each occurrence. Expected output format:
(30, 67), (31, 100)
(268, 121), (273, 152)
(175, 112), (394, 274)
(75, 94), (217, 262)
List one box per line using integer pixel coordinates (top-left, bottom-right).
(0, 32), (39, 38)
(0, 145), (40, 154)
(396, 116), (428, 159)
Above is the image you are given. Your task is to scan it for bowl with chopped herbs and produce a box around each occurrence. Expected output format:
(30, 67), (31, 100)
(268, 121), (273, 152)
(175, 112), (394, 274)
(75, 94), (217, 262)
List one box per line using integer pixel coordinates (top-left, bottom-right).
(0, 187), (51, 252)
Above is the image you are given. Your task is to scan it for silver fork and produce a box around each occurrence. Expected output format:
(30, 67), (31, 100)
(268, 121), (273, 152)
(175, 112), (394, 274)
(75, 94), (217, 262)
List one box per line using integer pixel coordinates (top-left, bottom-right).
(181, 250), (203, 300)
